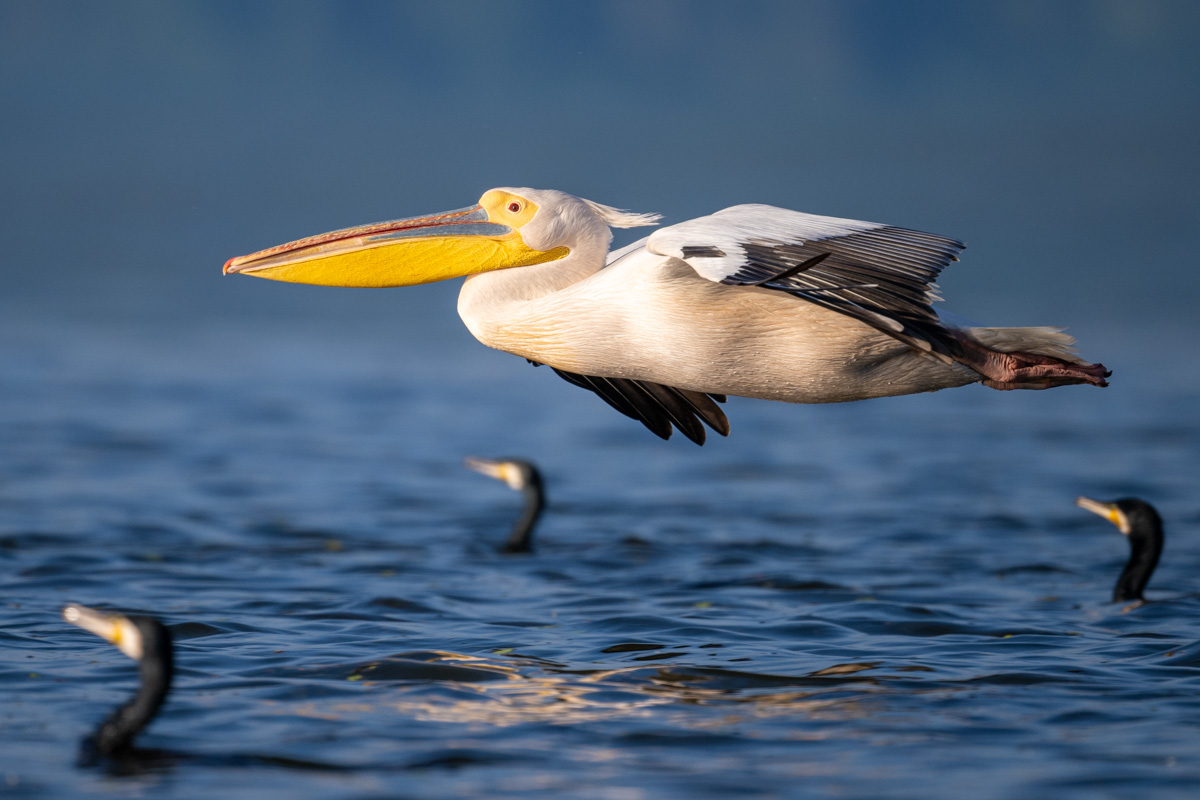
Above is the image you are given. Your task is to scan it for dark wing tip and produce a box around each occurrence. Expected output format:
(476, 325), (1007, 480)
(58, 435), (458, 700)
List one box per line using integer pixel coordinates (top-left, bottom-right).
(548, 368), (731, 445)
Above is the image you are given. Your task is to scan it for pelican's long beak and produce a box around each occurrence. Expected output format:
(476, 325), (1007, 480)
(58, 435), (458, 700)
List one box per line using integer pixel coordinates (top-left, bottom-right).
(224, 203), (566, 288)
(1076, 496), (1131, 535)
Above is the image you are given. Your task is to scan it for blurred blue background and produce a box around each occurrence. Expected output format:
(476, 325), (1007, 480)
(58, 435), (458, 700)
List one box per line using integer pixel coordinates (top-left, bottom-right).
(3, 0), (1197, 364)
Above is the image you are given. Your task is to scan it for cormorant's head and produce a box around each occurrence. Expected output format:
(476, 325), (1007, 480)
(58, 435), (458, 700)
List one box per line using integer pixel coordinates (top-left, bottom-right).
(1076, 496), (1165, 604)
(63, 604), (158, 660)
(63, 604), (173, 684)
(1076, 497), (1162, 539)
(465, 457), (542, 492)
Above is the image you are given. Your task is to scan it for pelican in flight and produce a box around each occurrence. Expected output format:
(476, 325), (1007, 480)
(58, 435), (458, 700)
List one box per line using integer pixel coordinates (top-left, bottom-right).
(225, 189), (1109, 444)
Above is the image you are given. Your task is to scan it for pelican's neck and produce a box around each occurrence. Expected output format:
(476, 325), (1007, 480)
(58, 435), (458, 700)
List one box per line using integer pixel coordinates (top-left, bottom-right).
(457, 226), (611, 342)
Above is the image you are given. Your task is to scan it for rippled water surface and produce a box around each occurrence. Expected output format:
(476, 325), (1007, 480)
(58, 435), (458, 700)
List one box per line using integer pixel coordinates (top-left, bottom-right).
(2, 318), (1198, 800)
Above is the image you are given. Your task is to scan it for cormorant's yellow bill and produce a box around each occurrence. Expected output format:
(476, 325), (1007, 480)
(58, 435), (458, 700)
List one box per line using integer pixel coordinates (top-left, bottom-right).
(1076, 496), (1132, 535)
(223, 190), (568, 287)
(63, 603), (145, 660)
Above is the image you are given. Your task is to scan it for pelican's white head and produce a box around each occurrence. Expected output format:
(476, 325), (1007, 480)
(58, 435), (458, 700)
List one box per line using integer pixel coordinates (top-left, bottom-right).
(493, 187), (660, 252)
(223, 188), (659, 288)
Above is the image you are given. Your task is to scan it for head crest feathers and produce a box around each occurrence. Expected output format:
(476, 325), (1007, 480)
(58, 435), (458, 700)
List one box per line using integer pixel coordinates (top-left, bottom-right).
(582, 199), (661, 229)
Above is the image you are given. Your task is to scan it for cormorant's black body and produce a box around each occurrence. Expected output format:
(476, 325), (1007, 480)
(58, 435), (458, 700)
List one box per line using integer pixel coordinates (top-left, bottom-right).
(82, 616), (174, 760)
(1109, 499), (1164, 603)
(503, 462), (544, 554)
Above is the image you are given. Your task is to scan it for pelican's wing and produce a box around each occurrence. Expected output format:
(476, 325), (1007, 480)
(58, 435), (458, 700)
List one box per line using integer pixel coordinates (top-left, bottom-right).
(529, 361), (728, 445)
(532, 236), (730, 445)
(604, 236), (651, 267)
(647, 204), (966, 358)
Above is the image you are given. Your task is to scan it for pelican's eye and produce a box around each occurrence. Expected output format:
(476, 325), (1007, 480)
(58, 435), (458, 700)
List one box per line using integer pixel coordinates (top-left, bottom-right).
(507, 201), (522, 213)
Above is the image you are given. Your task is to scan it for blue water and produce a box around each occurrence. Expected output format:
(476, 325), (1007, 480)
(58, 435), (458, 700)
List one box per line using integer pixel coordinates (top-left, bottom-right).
(2, 312), (1198, 799)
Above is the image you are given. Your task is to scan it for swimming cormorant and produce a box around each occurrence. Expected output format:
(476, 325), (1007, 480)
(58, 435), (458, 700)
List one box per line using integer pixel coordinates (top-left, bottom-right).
(465, 457), (545, 553)
(62, 603), (173, 759)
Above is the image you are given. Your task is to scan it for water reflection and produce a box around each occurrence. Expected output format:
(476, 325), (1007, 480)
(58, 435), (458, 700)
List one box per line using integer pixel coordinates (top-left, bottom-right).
(285, 654), (901, 727)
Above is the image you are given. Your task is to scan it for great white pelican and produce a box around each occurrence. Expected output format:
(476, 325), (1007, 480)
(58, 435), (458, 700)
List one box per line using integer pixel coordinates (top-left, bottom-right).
(224, 188), (1109, 444)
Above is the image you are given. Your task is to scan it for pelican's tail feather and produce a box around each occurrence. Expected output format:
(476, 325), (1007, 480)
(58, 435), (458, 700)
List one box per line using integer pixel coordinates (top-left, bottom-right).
(947, 327), (1110, 390)
(965, 326), (1089, 364)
